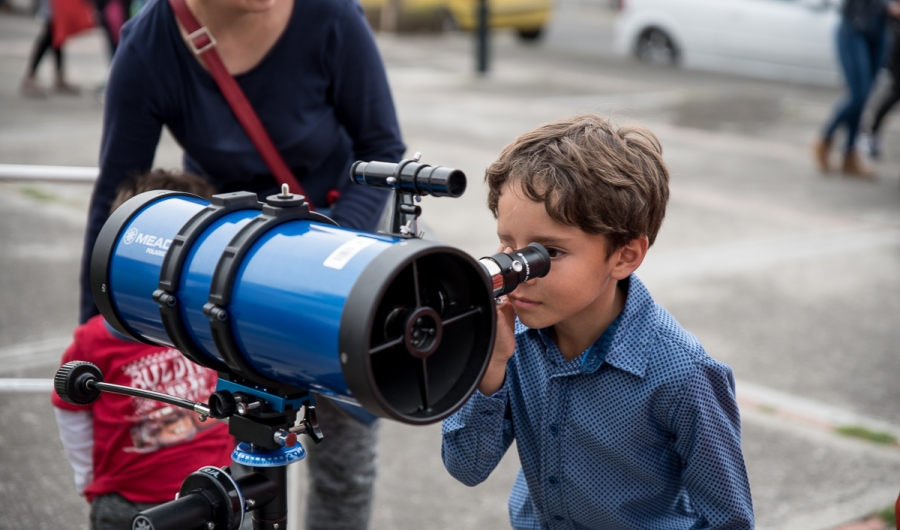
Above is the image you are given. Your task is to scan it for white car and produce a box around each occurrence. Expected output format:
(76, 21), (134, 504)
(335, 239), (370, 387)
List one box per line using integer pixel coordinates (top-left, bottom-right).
(614, 0), (841, 85)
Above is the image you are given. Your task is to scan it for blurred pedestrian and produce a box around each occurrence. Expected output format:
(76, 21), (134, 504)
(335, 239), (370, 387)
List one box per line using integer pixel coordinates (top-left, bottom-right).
(77, 0), (405, 526)
(93, 0), (130, 57)
(814, 0), (900, 177)
(20, 0), (85, 97)
(861, 20), (900, 158)
(54, 170), (235, 530)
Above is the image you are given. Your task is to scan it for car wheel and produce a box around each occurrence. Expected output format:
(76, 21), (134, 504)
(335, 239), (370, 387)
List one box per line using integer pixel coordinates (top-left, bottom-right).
(636, 28), (678, 66)
(517, 28), (543, 41)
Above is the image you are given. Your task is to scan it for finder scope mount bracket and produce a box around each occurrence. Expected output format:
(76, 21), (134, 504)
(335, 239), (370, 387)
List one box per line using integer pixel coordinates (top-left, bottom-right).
(350, 152), (467, 239)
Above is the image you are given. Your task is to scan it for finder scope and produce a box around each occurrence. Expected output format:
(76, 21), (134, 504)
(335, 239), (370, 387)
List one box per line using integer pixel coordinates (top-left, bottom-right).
(351, 160), (466, 198)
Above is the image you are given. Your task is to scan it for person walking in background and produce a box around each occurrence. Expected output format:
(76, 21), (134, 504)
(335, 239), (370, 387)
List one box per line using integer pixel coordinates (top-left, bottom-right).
(93, 0), (131, 57)
(861, 19), (900, 158)
(814, 0), (900, 177)
(54, 170), (235, 530)
(20, 0), (82, 97)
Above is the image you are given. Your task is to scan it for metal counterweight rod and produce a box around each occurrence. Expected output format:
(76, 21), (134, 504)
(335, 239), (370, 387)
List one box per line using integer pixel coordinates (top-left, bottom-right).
(89, 380), (214, 418)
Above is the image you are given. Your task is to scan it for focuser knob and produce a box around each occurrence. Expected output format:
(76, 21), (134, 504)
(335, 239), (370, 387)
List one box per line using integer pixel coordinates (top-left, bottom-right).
(208, 390), (237, 419)
(54, 361), (103, 405)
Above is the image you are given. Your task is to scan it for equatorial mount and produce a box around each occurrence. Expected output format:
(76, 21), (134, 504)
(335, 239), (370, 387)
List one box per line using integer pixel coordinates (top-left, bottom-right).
(54, 361), (319, 530)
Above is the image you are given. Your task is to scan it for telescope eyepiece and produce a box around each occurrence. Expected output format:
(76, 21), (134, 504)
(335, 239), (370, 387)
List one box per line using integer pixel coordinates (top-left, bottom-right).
(351, 160), (467, 198)
(480, 243), (551, 298)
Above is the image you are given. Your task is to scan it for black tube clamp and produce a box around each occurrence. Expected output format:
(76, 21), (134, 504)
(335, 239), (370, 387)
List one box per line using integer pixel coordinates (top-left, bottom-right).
(203, 193), (337, 392)
(152, 192), (262, 372)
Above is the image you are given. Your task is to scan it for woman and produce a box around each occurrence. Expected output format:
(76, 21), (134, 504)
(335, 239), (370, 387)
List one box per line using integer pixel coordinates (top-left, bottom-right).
(77, 0), (406, 525)
(814, 0), (900, 177)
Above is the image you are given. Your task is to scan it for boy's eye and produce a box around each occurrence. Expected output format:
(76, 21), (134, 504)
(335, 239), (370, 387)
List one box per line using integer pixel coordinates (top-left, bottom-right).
(546, 248), (562, 258)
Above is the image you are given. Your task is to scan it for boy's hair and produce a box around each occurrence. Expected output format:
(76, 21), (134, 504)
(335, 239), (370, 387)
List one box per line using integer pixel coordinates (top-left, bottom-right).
(485, 115), (669, 256)
(111, 169), (216, 213)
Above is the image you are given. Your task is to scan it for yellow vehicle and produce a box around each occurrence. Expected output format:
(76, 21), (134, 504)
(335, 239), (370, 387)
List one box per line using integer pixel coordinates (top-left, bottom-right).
(359, 0), (552, 40)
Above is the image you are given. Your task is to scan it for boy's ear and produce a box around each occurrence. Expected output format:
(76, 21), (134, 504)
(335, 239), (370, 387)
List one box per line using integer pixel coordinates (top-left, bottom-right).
(611, 236), (649, 280)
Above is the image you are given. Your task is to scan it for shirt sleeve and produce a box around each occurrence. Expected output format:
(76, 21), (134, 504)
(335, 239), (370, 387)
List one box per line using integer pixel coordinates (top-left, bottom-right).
(53, 408), (94, 495)
(78, 47), (164, 323)
(670, 357), (755, 530)
(441, 383), (515, 487)
(324, 0), (405, 232)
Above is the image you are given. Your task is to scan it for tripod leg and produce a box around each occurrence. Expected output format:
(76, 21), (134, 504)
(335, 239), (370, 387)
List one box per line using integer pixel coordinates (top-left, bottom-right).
(251, 465), (288, 530)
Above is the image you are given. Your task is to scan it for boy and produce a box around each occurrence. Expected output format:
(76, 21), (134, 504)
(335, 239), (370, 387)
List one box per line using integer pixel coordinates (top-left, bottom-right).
(52, 170), (234, 530)
(442, 116), (754, 529)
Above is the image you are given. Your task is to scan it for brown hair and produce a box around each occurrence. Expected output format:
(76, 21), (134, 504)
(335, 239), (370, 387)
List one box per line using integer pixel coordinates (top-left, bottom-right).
(111, 169), (216, 213)
(485, 115), (669, 256)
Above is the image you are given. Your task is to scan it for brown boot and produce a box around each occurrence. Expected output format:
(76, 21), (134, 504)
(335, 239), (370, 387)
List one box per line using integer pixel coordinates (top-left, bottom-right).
(54, 77), (81, 96)
(813, 137), (831, 173)
(842, 151), (875, 179)
(20, 76), (47, 98)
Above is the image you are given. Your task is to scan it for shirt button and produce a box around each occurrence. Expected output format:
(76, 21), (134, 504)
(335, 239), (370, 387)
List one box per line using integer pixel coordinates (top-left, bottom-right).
(554, 515), (564, 521)
(548, 423), (559, 435)
(548, 476), (558, 485)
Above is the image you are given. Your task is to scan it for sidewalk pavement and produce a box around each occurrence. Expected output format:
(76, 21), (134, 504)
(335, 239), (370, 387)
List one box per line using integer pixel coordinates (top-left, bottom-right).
(3, 8), (900, 530)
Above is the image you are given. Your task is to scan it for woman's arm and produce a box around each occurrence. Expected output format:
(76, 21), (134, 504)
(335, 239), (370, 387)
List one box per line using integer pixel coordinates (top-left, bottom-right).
(324, 0), (406, 232)
(78, 50), (164, 323)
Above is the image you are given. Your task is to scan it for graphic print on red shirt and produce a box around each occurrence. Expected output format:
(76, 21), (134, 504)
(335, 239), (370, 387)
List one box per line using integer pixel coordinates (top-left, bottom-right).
(52, 316), (234, 503)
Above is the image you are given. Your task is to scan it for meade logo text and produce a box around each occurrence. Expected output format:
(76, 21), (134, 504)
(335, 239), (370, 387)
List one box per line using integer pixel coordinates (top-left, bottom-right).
(123, 227), (172, 251)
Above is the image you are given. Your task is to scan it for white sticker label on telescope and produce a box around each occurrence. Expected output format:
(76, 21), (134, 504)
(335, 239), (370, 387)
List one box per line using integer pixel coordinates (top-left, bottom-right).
(323, 237), (377, 270)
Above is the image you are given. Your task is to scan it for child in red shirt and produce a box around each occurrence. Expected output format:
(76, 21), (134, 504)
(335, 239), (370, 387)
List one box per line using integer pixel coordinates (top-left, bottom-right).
(52, 170), (233, 530)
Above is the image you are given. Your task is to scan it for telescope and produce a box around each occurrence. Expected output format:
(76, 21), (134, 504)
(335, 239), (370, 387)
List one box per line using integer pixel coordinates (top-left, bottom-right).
(55, 155), (550, 530)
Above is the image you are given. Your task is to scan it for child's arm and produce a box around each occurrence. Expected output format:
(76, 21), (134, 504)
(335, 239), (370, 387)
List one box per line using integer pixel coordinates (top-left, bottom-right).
(441, 300), (517, 486)
(441, 385), (515, 487)
(672, 357), (754, 529)
(54, 407), (94, 494)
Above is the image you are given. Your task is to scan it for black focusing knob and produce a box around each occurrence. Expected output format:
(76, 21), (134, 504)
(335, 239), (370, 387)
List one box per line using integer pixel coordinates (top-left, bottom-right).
(208, 391), (237, 419)
(54, 361), (103, 406)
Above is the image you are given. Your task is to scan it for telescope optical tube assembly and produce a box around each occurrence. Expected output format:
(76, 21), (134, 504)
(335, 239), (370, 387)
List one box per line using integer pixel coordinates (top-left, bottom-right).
(91, 190), (495, 424)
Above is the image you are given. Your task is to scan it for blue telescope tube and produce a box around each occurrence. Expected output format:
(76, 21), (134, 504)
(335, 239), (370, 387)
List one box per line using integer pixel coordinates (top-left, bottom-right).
(92, 191), (495, 424)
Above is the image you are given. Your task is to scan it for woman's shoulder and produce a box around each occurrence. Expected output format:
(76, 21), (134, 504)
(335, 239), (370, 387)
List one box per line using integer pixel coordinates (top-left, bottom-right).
(118, 0), (177, 57)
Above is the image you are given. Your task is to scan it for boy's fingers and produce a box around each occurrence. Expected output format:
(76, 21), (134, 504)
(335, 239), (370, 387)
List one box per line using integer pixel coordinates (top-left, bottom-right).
(498, 298), (516, 328)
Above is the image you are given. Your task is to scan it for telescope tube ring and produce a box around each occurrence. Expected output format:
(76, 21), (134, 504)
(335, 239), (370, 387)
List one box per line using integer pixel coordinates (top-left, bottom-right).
(153, 191), (262, 372)
(203, 194), (337, 392)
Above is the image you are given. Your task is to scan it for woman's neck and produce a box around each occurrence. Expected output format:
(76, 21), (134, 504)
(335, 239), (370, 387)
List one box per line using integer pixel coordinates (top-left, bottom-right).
(181, 0), (294, 75)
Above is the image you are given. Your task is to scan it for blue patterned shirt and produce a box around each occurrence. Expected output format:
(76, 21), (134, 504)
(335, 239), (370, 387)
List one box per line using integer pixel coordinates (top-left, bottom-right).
(442, 274), (754, 530)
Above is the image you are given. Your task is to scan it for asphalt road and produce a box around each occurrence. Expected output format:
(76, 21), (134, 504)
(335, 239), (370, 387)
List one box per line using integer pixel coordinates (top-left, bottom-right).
(2, 6), (900, 530)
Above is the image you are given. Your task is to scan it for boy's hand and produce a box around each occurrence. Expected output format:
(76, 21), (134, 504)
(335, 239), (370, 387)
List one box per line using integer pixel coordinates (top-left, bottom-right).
(478, 247), (518, 397)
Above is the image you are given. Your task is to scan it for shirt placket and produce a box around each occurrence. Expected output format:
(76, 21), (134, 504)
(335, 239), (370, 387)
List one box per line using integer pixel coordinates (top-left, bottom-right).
(542, 363), (577, 529)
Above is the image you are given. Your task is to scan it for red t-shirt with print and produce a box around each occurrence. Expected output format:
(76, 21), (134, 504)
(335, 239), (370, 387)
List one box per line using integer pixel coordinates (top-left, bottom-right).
(51, 315), (234, 503)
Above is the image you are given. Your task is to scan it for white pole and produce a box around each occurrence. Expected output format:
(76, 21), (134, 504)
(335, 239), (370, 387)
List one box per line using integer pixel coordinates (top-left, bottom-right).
(0, 164), (98, 183)
(0, 378), (54, 392)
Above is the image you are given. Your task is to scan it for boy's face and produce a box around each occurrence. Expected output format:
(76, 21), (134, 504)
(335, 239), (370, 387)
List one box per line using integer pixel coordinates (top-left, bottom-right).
(496, 182), (633, 332)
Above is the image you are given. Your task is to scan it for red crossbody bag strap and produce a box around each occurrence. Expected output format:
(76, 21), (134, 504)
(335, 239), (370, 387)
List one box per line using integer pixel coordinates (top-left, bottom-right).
(167, 0), (312, 208)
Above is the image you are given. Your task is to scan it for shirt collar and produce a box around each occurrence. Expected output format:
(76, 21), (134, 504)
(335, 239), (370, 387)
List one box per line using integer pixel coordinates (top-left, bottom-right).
(602, 274), (656, 378)
(519, 273), (657, 378)
(103, 318), (139, 343)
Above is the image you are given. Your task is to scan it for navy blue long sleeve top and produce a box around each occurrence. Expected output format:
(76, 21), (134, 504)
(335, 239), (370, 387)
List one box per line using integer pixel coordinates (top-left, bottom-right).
(79, 0), (405, 323)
